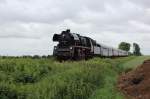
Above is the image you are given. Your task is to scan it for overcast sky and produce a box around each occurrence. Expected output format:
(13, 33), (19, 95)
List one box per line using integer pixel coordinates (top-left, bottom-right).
(0, 0), (150, 56)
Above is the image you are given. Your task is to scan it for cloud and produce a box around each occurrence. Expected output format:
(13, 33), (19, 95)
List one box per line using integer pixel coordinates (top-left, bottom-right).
(0, 0), (150, 55)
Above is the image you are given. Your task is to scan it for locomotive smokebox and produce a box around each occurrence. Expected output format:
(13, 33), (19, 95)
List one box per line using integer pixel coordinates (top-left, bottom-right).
(53, 29), (71, 42)
(53, 34), (61, 41)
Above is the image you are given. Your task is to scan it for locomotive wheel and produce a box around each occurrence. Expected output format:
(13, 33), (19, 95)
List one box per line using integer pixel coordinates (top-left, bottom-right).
(73, 48), (88, 60)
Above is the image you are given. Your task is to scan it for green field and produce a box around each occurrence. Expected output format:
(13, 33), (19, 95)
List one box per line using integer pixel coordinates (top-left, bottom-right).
(0, 56), (149, 99)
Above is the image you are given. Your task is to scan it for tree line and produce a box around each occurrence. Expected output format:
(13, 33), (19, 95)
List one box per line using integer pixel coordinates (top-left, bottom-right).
(118, 42), (142, 56)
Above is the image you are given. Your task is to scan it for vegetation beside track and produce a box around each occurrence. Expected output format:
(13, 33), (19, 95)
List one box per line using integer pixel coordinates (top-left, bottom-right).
(0, 56), (149, 99)
(90, 56), (150, 99)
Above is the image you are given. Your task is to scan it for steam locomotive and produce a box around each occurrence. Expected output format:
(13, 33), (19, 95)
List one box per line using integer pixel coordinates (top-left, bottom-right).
(53, 29), (128, 60)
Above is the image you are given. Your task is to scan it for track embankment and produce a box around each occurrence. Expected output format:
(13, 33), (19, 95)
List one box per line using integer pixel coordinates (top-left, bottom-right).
(118, 60), (150, 99)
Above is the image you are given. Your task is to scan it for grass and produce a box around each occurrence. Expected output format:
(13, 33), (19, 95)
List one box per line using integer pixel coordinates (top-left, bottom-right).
(121, 56), (150, 69)
(0, 56), (149, 99)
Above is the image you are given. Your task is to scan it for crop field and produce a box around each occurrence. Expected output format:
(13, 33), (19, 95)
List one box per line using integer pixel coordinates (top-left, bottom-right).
(0, 56), (149, 99)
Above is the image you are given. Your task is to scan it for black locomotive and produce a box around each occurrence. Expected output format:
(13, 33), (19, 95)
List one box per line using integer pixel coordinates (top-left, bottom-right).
(53, 29), (128, 60)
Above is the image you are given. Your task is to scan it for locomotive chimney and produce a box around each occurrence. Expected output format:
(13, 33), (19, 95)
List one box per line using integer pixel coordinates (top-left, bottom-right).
(66, 29), (70, 33)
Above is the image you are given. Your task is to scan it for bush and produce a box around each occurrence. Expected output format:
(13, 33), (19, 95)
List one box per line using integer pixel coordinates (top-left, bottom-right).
(0, 83), (26, 99)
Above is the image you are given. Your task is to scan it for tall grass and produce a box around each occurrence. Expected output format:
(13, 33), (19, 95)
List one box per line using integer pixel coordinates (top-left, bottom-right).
(0, 56), (136, 99)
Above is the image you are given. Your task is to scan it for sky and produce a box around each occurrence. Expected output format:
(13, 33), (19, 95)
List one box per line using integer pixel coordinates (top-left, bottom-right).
(0, 0), (150, 56)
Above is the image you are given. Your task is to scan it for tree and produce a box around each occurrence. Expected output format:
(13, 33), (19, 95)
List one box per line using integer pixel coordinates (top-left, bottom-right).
(32, 55), (41, 59)
(133, 43), (142, 56)
(118, 42), (131, 51)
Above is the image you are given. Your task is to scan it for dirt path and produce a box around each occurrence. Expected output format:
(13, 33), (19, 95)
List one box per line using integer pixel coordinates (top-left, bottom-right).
(118, 60), (150, 99)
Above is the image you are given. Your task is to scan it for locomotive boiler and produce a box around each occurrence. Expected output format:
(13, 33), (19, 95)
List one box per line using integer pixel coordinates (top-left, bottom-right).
(53, 29), (128, 60)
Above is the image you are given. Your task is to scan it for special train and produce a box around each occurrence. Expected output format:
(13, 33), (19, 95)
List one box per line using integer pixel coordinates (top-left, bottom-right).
(53, 29), (129, 60)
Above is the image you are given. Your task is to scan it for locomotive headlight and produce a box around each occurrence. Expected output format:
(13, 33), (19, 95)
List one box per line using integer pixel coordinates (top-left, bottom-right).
(70, 47), (73, 50)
